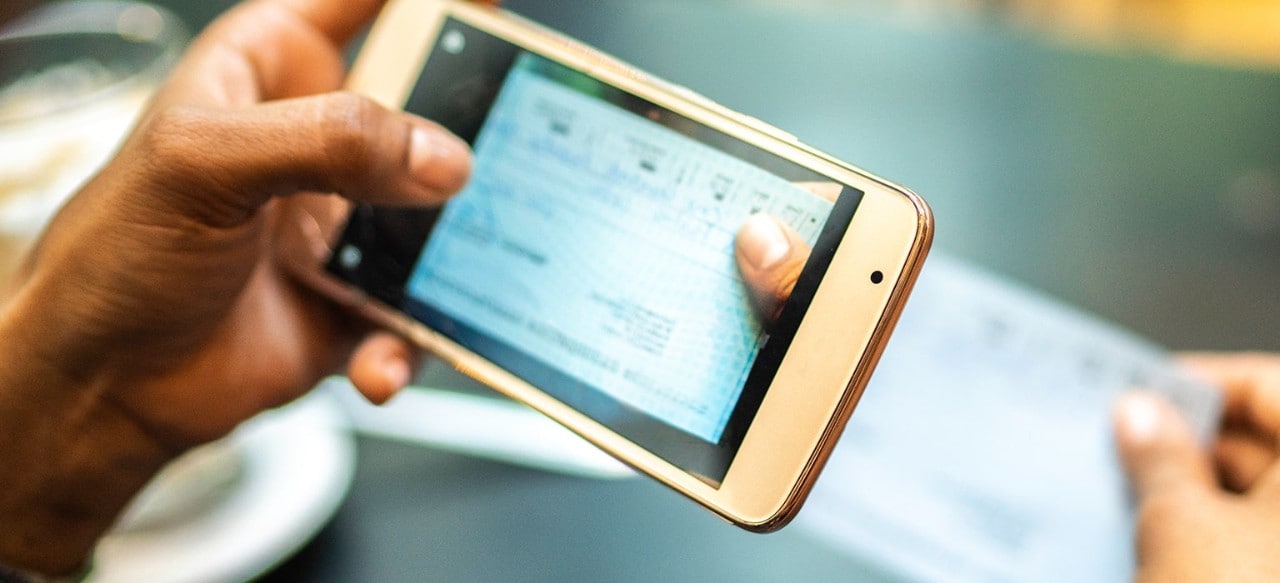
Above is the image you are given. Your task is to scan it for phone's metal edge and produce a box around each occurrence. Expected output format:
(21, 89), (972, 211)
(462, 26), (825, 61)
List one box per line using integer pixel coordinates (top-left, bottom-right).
(324, 0), (936, 531)
(747, 191), (934, 532)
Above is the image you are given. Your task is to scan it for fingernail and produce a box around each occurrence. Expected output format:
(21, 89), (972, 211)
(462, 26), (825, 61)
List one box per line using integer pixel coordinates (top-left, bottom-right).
(741, 214), (791, 270)
(409, 125), (469, 186)
(1116, 392), (1165, 443)
(383, 358), (411, 390)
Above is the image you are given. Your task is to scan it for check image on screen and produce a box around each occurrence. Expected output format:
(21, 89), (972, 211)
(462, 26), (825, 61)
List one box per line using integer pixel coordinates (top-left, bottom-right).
(406, 53), (834, 445)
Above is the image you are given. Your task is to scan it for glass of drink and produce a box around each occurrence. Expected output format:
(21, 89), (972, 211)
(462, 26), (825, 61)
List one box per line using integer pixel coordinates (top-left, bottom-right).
(0, 0), (187, 283)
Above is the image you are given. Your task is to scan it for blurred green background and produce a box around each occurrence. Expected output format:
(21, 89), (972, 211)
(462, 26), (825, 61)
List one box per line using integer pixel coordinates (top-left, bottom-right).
(20, 1), (1278, 580)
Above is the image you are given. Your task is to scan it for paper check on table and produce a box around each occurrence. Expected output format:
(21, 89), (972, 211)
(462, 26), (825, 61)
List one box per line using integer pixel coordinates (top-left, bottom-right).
(796, 255), (1222, 583)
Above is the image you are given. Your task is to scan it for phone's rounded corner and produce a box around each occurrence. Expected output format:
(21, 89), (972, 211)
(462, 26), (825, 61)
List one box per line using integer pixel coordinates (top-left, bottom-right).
(734, 502), (803, 534)
(891, 185), (935, 305)
(867, 180), (933, 298)
(876, 180), (934, 252)
(905, 189), (936, 257)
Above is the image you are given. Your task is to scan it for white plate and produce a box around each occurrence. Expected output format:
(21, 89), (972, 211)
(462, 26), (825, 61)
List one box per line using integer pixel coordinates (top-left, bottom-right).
(89, 391), (356, 583)
(328, 377), (634, 480)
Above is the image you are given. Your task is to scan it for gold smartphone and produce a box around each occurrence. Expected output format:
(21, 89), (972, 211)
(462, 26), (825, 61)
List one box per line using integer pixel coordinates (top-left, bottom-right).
(280, 0), (932, 531)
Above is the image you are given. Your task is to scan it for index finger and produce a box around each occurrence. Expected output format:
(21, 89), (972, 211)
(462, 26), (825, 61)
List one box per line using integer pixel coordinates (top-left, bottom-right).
(151, 0), (390, 109)
(270, 0), (500, 64)
(272, 0), (387, 47)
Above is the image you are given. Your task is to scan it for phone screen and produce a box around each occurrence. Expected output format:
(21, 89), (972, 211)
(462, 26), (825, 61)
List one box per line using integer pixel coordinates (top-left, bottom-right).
(329, 18), (862, 483)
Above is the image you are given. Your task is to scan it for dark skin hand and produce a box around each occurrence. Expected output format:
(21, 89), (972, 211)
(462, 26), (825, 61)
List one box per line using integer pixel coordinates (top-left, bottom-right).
(0, 0), (473, 574)
(0, 0), (43, 29)
(1113, 354), (1280, 581)
(734, 213), (812, 323)
(0, 0), (798, 574)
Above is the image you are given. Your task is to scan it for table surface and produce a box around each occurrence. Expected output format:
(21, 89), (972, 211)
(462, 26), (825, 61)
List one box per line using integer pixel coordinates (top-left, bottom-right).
(143, 1), (1280, 580)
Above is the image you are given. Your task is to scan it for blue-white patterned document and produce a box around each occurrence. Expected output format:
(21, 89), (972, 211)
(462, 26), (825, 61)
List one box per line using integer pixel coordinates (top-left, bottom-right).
(796, 255), (1222, 582)
(407, 54), (832, 443)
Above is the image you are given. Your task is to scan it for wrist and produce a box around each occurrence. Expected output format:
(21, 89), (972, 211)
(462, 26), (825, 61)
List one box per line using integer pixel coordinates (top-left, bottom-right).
(0, 304), (172, 576)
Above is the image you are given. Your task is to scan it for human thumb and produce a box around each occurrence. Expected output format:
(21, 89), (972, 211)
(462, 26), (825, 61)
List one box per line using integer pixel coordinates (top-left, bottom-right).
(1113, 391), (1216, 501)
(126, 91), (470, 228)
(734, 213), (812, 322)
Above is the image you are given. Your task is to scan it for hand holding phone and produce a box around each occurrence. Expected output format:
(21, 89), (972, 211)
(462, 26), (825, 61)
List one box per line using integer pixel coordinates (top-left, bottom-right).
(280, 0), (931, 531)
(736, 214), (816, 322)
